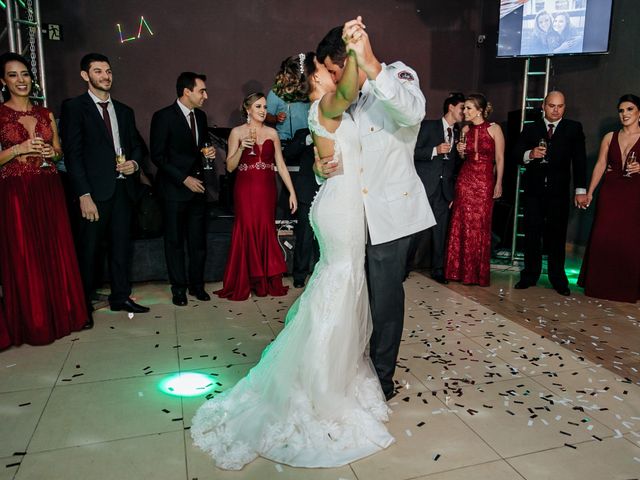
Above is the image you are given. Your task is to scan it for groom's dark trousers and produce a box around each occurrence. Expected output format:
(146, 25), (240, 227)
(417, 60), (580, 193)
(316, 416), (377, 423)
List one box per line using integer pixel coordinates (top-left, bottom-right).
(366, 235), (413, 397)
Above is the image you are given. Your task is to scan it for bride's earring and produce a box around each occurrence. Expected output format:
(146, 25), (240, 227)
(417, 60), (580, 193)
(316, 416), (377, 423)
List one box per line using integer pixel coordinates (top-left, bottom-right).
(247, 115), (251, 125)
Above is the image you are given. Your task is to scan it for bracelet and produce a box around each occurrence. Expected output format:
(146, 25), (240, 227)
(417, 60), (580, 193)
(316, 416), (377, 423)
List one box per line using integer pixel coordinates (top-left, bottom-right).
(11, 145), (19, 158)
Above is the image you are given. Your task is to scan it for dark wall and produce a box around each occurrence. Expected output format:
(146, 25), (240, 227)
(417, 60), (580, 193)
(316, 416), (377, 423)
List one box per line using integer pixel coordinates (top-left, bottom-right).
(40, 0), (485, 137)
(33, 0), (638, 245)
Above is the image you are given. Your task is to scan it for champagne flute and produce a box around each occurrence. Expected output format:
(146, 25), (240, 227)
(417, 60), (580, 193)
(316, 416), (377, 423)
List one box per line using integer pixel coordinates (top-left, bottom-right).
(443, 133), (452, 160)
(202, 141), (214, 170)
(458, 130), (467, 158)
(36, 135), (51, 168)
(115, 147), (126, 180)
(624, 151), (637, 178)
(248, 127), (257, 156)
(538, 138), (549, 164)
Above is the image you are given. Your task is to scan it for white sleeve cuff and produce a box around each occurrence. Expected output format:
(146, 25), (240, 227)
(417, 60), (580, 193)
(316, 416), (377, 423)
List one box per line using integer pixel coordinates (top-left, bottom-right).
(575, 188), (587, 195)
(523, 150), (532, 164)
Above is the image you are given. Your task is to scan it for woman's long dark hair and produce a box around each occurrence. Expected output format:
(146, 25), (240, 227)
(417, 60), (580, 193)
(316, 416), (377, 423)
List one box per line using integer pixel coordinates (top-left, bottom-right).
(0, 52), (31, 102)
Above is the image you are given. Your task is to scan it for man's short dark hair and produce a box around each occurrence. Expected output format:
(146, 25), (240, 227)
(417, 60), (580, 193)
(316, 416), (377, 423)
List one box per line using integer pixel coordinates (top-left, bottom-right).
(443, 92), (465, 115)
(316, 26), (346, 65)
(80, 53), (110, 72)
(176, 71), (207, 98)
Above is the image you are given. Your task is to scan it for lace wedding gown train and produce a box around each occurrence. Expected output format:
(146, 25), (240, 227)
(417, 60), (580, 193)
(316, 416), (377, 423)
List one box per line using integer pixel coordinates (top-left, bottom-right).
(191, 100), (394, 470)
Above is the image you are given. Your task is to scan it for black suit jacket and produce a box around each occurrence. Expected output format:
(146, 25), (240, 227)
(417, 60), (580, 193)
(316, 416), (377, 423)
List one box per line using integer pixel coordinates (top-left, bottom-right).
(283, 128), (319, 205)
(414, 119), (459, 202)
(60, 92), (143, 201)
(150, 102), (209, 202)
(515, 118), (587, 197)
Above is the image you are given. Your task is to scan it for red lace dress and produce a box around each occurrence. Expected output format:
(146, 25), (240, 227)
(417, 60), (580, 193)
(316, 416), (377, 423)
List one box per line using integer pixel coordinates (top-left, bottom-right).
(578, 132), (640, 303)
(215, 139), (288, 301)
(0, 104), (87, 347)
(445, 121), (496, 286)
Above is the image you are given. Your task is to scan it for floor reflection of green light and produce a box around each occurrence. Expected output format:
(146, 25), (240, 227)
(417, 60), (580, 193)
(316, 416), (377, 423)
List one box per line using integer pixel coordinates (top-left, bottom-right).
(158, 372), (215, 397)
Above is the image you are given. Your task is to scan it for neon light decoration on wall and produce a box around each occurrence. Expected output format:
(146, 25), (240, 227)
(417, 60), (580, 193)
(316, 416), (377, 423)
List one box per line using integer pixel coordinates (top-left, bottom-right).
(116, 16), (154, 44)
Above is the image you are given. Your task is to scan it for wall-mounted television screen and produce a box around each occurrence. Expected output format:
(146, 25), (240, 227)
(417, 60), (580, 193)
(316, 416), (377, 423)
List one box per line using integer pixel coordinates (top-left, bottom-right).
(497, 0), (613, 57)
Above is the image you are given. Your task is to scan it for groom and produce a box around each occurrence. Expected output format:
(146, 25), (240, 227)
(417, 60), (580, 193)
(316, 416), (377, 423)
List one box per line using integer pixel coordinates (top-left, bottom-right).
(316, 18), (435, 400)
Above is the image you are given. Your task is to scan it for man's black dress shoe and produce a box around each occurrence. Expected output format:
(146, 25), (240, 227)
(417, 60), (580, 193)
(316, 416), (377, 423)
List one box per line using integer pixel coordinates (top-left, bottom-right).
(172, 293), (188, 306)
(293, 280), (305, 289)
(188, 289), (211, 301)
(82, 314), (94, 330)
(432, 274), (449, 285)
(110, 298), (150, 313)
(556, 287), (571, 296)
(514, 281), (531, 289)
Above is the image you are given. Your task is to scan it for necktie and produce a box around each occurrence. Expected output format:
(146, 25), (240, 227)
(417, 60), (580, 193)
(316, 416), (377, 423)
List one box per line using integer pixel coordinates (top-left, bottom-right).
(98, 102), (113, 142)
(446, 127), (453, 144)
(189, 111), (197, 143)
(547, 123), (555, 139)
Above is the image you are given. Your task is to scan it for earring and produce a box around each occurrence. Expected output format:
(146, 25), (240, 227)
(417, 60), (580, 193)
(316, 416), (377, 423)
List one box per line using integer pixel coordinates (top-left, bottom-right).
(247, 116), (251, 125)
(1, 85), (6, 93)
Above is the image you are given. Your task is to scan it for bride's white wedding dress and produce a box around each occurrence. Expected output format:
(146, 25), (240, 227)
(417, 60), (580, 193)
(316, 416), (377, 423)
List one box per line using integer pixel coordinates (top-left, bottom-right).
(191, 100), (394, 470)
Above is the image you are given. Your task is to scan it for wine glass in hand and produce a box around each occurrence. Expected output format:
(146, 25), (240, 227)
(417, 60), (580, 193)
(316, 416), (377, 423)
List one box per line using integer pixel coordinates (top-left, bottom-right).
(202, 141), (214, 170)
(35, 135), (50, 168)
(538, 138), (548, 164)
(624, 151), (637, 178)
(115, 147), (126, 179)
(248, 127), (257, 156)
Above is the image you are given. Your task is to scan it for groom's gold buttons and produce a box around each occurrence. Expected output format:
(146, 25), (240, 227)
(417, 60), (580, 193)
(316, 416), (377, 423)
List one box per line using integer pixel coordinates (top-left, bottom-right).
(362, 188), (368, 194)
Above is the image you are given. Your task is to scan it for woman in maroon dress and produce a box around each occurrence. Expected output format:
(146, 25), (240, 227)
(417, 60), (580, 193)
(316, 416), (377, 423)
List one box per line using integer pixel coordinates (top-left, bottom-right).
(0, 53), (88, 347)
(445, 94), (504, 286)
(578, 94), (640, 303)
(215, 93), (297, 301)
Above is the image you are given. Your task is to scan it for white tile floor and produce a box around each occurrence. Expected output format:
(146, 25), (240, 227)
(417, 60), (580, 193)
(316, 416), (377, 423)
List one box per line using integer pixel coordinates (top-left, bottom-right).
(1, 274), (639, 479)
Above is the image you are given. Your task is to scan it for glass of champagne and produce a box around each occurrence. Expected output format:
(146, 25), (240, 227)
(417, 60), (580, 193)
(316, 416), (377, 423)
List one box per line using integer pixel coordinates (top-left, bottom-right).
(624, 151), (637, 178)
(538, 138), (548, 164)
(248, 127), (257, 156)
(115, 147), (126, 179)
(202, 141), (214, 170)
(443, 135), (452, 160)
(458, 130), (467, 157)
(36, 135), (51, 168)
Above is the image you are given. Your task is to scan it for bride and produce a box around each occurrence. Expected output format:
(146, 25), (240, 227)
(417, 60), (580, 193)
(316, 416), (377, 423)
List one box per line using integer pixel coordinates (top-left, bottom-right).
(191, 22), (394, 470)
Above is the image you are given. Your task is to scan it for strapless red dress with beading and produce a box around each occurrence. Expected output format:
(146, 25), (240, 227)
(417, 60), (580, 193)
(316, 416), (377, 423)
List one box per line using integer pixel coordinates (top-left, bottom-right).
(0, 104), (87, 347)
(215, 139), (288, 301)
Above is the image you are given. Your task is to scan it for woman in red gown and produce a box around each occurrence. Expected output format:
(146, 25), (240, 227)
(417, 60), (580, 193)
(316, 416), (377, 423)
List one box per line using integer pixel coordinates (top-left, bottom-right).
(0, 53), (88, 347)
(445, 94), (504, 286)
(578, 94), (640, 303)
(215, 93), (297, 301)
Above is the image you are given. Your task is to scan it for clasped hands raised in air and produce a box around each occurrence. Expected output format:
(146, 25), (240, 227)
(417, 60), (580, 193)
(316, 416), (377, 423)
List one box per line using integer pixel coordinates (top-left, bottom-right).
(314, 16), (374, 179)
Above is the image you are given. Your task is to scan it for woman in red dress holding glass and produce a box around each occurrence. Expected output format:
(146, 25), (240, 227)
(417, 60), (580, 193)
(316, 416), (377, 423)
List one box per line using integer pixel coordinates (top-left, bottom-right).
(0, 53), (88, 347)
(578, 94), (640, 303)
(445, 94), (504, 286)
(215, 93), (297, 301)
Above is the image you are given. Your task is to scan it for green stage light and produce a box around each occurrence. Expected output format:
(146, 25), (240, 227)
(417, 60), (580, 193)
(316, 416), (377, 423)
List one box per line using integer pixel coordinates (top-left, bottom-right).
(158, 372), (216, 398)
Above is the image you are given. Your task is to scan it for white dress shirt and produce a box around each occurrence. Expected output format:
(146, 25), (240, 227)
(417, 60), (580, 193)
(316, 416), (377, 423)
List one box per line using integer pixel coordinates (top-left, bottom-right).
(431, 117), (455, 159)
(176, 99), (198, 145)
(88, 90), (121, 153)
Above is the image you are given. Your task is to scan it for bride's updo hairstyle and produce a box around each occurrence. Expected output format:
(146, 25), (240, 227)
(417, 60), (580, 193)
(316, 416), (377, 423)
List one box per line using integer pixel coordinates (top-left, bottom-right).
(467, 93), (493, 119)
(272, 52), (317, 102)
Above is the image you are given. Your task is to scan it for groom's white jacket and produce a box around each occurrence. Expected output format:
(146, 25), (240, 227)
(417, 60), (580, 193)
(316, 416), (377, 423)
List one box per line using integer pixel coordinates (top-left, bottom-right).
(351, 61), (436, 245)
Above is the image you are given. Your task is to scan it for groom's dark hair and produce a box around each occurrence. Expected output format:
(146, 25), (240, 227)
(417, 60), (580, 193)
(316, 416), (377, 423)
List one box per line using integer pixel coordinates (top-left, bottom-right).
(316, 26), (347, 66)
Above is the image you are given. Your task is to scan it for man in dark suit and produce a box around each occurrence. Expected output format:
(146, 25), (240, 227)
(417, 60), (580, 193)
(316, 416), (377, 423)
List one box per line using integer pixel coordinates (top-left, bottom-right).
(284, 128), (320, 288)
(61, 53), (150, 325)
(150, 72), (214, 306)
(514, 91), (587, 296)
(412, 93), (465, 283)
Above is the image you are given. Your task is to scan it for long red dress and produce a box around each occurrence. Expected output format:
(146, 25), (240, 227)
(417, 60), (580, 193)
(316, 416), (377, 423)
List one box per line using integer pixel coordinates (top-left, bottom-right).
(0, 104), (87, 347)
(578, 132), (640, 303)
(215, 139), (289, 301)
(445, 121), (496, 286)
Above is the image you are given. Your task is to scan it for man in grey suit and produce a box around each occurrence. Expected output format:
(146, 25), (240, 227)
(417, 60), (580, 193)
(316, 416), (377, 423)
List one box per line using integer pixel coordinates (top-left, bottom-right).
(413, 93), (465, 283)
